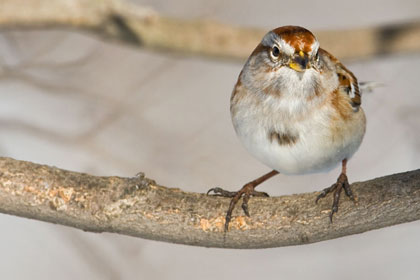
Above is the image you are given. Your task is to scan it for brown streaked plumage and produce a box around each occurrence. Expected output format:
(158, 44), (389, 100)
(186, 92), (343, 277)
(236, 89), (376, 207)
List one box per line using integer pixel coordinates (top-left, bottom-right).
(319, 48), (361, 109)
(330, 88), (354, 121)
(209, 26), (369, 232)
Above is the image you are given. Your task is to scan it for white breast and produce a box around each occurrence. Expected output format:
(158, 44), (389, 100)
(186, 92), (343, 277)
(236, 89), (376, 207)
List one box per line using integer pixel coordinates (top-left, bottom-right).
(231, 69), (365, 175)
(232, 103), (365, 174)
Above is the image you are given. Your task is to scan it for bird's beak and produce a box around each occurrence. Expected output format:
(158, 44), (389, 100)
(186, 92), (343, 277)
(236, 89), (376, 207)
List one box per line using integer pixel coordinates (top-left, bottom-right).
(289, 51), (309, 72)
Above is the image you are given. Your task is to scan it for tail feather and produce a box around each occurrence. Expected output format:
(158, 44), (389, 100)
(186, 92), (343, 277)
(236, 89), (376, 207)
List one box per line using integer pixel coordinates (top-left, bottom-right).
(359, 81), (384, 94)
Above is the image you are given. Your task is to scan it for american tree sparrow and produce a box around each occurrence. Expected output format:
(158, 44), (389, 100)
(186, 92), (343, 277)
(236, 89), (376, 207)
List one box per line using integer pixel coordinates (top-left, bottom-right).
(208, 26), (367, 231)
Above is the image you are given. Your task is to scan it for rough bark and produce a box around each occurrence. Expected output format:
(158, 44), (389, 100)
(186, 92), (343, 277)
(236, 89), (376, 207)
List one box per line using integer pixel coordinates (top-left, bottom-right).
(0, 0), (419, 60)
(0, 157), (419, 249)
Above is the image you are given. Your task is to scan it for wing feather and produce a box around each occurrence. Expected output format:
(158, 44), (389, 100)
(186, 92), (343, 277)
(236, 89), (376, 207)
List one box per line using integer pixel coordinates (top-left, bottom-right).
(319, 48), (361, 111)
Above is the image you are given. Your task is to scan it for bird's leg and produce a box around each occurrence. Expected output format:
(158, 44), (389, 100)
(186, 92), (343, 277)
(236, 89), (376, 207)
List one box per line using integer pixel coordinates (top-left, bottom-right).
(315, 159), (355, 222)
(207, 170), (279, 232)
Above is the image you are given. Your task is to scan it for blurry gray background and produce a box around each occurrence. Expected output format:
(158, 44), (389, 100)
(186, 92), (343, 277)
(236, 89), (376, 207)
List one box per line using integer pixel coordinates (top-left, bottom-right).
(1, 0), (420, 279)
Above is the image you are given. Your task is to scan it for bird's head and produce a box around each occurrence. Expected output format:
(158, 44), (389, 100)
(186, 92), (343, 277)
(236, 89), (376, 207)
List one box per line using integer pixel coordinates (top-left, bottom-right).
(239, 26), (322, 98)
(259, 25), (320, 72)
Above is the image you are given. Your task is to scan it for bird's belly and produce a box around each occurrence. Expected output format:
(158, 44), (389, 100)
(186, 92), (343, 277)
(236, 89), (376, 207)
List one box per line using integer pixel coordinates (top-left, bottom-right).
(233, 110), (365, 175)
(243, 134), (344, 174)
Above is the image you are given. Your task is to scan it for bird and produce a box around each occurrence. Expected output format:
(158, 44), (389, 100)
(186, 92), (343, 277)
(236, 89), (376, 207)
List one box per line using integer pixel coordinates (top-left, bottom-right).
(207, 26), (367, 232)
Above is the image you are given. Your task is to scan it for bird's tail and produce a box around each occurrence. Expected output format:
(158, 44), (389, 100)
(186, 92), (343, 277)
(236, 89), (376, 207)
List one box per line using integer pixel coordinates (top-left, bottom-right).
(359, 81), (384, 94)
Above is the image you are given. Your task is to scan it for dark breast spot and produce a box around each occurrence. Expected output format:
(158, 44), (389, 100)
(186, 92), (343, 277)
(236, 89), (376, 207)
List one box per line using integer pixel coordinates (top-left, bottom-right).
(269, 130), (299, 146)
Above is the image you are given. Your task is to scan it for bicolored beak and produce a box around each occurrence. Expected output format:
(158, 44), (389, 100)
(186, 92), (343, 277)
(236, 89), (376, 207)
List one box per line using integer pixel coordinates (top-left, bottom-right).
(289, 51), (309, 72)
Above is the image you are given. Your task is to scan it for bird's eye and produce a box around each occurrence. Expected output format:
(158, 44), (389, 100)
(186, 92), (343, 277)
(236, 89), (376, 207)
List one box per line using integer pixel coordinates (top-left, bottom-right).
(271, 46), (280, 58)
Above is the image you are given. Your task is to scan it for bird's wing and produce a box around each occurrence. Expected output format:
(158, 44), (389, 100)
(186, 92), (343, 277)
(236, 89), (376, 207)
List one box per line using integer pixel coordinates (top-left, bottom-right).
(319, 48), (361, 111)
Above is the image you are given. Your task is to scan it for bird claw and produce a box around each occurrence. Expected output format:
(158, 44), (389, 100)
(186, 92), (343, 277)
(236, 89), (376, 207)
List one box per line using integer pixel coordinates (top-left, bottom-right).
(207, 187), (237, 197)
(206, 184), (269, 231)
(315, 173), (355, 222)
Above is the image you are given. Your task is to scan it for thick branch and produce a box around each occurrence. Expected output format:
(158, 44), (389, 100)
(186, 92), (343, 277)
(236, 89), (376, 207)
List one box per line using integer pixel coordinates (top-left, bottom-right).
(0, 157), (419, 249)
(1, 0), (420, 60)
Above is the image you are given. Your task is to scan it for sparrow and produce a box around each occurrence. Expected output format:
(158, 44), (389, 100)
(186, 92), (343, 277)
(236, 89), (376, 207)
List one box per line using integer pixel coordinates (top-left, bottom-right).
(207, 26), (366, 232)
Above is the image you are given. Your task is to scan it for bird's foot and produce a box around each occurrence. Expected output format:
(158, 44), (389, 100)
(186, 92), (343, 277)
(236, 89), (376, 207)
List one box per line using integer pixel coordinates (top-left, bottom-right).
(315, 173), (355, 222)
(207, 185), (269, 232)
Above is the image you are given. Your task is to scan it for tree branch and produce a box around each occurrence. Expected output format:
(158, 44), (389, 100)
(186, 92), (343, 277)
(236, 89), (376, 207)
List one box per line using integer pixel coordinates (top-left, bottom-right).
(0, 157), (419, 249)
(1, 0), (420, 60)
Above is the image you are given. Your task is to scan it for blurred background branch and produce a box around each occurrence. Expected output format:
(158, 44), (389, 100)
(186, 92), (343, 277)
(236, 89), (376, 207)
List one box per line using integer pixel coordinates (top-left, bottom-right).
(1, 157), (419, 249)
(1, 0), (420, 60)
